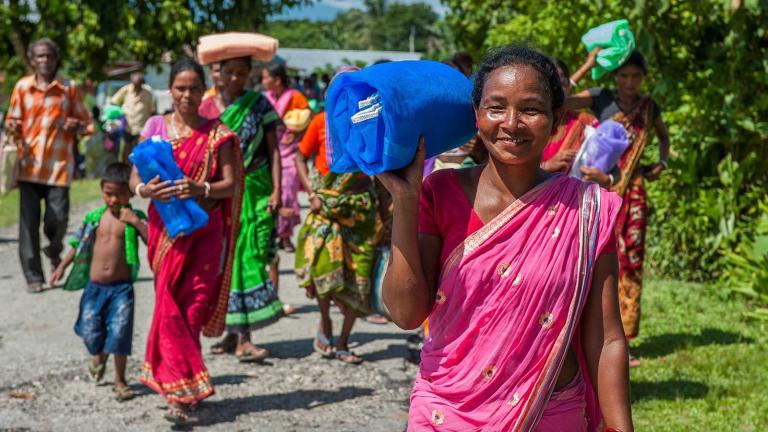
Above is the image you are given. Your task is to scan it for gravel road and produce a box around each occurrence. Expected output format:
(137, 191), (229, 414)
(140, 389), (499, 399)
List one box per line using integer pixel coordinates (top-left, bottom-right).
(0, 197), (418, 431)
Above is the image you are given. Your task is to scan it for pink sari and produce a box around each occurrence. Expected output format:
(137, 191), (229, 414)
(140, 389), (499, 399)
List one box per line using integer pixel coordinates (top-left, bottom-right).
(140, 119), (243, 404)
(410, 176), (621, 431)
(266, 88), (308, 237)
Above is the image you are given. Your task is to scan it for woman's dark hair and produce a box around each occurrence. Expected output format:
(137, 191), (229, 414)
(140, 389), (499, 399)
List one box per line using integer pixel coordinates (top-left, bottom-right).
(617, 50), (647, 75)
(265, 62), (288, 87)
(101, 162), (131, 187)
(219, 56), (252, 71)
(471, 45), (565, 113)
(169, 58), (206, 88)
(553, 58), (570, 80)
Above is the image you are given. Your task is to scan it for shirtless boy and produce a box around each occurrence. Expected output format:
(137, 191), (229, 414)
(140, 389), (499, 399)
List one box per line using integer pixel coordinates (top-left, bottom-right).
(51, 162), (148, 401)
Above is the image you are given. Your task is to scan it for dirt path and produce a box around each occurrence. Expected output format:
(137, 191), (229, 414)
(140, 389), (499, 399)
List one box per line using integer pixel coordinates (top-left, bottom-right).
(0, 198), (417, 431)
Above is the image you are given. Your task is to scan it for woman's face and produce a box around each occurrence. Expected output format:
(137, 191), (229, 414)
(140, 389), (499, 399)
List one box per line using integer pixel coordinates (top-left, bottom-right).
(221, 59), (250, 97)
(261, 68), (279, 91)
(613, 64), (645, 98)
(170, 70), (205, 115)
(475, 64), (559, 166)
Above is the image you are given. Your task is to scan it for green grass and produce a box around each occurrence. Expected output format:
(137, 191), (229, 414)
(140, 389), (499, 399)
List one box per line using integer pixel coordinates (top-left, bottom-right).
(631, 279), (768, 431)
(0, 179), (102, 227)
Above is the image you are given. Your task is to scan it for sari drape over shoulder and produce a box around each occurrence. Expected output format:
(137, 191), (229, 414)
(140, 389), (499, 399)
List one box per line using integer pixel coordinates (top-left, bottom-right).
(609, 98), (653, 338)
(409, 176), (621, 431)
(140, 118), (242, 404)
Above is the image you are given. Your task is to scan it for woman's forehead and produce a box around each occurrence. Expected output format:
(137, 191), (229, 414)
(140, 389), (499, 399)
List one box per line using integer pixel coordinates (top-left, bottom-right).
(483, 64), (549, 99)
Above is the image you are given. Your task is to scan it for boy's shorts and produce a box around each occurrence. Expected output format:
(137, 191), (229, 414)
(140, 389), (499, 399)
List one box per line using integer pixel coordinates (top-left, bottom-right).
(74, 281), (134, 356)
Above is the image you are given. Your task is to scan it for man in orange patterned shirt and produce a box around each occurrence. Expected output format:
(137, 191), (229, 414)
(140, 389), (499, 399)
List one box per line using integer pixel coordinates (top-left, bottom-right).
(4, 38), (90, 293)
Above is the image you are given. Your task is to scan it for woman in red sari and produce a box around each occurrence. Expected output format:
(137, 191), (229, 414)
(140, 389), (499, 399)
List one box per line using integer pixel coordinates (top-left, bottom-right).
(568, 51), (670, 367)
(129, 59), (242, 424)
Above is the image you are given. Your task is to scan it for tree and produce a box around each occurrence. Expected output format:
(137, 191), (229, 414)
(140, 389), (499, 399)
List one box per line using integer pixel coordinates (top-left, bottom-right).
(0, 0), (309, 86)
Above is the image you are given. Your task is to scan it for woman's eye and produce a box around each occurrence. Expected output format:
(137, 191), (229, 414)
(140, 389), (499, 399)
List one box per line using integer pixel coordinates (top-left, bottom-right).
(523, 107), (542, 114)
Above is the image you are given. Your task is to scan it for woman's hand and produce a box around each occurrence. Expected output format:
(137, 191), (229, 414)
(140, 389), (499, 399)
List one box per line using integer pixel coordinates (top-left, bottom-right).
(643, 163), (666, 181)
(580, 166), (612, 188)
(309, 194), (322, 213)
(586, 47), (602, 69)
(376, 137), (426, 200)
(175, 177), (205, 200)
(267, 189), (281, 213)
(142, 175), (175, 201)
(542, 149), (577, 172)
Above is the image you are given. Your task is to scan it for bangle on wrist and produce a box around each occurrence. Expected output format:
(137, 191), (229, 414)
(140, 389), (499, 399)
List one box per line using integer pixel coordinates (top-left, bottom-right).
(309, 191), (318, 200)
(607, 174), (615, 185)
(203, 181), (211, 198)
(605, 428), (626, 432)
(659, 160), (668, 169)
(134, 182), (145, 198)
(569, 78), (578, 88)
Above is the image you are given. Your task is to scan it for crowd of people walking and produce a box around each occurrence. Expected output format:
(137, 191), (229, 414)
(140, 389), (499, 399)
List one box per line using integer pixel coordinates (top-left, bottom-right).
(1, 29), (672, 430)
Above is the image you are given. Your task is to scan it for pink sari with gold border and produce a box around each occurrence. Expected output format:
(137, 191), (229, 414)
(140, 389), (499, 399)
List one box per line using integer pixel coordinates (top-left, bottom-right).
(140, 118), (243, 404)
(409, 176), (621, 431)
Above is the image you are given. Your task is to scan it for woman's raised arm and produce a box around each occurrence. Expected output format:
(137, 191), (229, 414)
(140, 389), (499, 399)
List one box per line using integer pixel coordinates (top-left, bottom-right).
(376, 141), (440, 329)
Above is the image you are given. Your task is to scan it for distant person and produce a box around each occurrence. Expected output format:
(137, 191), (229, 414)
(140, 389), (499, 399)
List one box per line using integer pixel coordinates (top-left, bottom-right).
(203, 61), (224, 100)
(50, 162), (148, 402)
(567, 50), (670, 367)
(451, 51), (474, 77)
(111, 71), (154, 163)
(4, 38), (91, 293)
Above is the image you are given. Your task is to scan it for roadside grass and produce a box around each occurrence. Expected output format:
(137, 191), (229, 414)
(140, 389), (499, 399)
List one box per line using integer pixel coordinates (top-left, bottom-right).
(0, 179), (102, 228)
(631, 279), (768, 431)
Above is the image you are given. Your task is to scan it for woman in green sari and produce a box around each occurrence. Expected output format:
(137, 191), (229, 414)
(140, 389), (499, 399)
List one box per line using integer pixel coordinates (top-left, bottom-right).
(199, 56), (284, 362)
(295, 110), (382, 364)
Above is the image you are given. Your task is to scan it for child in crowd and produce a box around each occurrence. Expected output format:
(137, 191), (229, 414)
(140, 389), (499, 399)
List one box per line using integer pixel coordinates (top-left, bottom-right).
(51, 162), (148, 401)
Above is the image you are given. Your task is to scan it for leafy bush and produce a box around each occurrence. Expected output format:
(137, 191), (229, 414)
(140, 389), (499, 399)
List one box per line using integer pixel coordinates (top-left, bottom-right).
(447, 0), (768, 286)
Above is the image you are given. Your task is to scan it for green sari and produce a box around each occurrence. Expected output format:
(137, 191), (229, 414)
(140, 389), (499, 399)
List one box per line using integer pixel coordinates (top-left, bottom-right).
(217, 90), (283, 332)
(295, 172), (381, 316)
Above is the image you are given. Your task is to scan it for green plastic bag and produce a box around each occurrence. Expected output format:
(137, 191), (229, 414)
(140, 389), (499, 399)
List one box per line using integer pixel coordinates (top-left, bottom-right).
(581, 19), (636, 79)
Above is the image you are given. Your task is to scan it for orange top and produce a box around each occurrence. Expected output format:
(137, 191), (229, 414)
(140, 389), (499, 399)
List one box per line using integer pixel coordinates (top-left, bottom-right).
(299, 112), (328, 176)
(5, 75), (90, 186)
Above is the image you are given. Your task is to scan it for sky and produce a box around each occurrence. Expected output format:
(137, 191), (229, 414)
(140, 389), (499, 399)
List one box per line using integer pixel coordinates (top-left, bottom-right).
(271, 0), (449, 21)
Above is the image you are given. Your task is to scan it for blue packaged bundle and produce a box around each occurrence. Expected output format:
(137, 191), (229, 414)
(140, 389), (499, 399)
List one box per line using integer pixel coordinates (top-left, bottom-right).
(129, 137), (209, 238)
(569, 120), (630, 178)
(325, 60), (477, 176)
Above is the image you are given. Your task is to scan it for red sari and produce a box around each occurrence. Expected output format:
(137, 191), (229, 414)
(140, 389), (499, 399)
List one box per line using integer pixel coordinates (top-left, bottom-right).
(541, 111), (599, 173)
(140, 118), (242, 403)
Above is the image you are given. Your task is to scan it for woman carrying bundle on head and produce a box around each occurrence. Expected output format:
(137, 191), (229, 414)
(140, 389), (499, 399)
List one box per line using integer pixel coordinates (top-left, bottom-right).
(378, 45), (633, 431)
(129, 58), (242, 425)
(567, 50), (670, 367)
(198, 52), (286, 363)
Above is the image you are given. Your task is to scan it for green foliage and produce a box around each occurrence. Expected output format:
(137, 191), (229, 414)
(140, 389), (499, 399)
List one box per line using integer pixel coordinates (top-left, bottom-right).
(447, 0), (768, 284)
(0, 0), (308, 83)
(266, 1), (438, 52)
(722, 198), (768, 320)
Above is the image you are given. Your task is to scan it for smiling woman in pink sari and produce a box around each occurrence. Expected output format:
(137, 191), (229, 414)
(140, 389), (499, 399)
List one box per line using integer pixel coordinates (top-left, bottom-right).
(129, 59), (242, 425)
(378, 46), (633, 431)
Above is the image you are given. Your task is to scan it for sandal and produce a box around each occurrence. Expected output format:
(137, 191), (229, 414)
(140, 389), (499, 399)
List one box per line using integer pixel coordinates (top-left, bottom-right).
(314, 331), (335, 359)
(210, 335), (237, 355)
(335, 349), (364, 365)
(236, 344), (270, 363)
(364, 314), (389, 325)
(629, 355), (641, 368)
(282, 303), (297, 315)
(113, 385), (136, 402)
(88, 362), (106, 384)
(164, 406), (188, 425)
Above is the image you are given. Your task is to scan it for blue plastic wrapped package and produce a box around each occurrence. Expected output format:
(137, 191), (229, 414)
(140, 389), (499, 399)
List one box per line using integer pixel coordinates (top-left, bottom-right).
(581, 19), (636, 79)
(129, 137), (209, 238)
(325, 60), (477, 176)
(569, 120), (630, 178)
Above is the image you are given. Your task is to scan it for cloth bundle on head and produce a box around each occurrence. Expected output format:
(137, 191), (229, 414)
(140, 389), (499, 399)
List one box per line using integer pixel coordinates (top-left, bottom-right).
(581, 19), (636, 79)
(569, 119), (630, 178)
(198, 32), (278, 65)
(129, 137), (209, 238)
(325, 60), (477, 176)
(284, 108), (312, 132)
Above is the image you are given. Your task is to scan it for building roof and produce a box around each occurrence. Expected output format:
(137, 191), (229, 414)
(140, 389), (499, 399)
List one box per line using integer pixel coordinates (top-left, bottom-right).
(274, 48), (422, 72)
